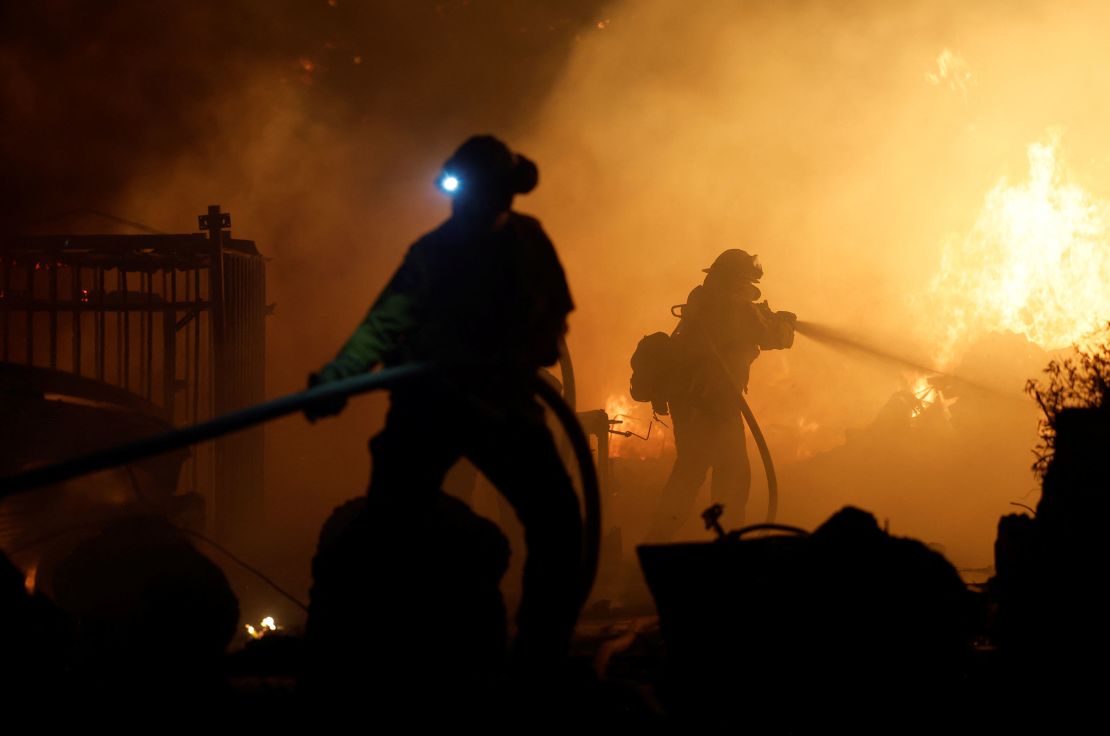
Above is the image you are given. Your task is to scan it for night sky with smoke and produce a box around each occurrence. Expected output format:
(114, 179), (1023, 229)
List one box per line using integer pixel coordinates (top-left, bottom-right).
(0, 0), (607, 227)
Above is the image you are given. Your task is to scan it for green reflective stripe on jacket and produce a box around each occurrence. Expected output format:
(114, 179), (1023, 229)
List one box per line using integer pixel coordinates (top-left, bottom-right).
(318, 212), (572, 384)
(320, 253), (425, 381)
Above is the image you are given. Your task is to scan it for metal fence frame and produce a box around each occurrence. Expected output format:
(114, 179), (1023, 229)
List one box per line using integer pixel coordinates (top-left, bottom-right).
(0, 206), (266, 537)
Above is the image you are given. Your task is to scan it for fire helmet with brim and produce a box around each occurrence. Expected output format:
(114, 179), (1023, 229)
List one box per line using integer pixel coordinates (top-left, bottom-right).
(437, 135), (539, 197)
(703, 249), (763, 283)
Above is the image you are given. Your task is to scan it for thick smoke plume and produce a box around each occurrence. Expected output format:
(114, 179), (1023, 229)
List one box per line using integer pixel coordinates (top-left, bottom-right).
(521, 0), (1110, 564)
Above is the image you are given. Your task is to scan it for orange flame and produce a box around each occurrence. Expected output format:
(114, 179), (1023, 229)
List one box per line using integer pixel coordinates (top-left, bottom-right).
(604, 393), (669, 459)
(245, 615), (280, 640)
(927, 133), (1110, 366)
(908, 374), (941, 418)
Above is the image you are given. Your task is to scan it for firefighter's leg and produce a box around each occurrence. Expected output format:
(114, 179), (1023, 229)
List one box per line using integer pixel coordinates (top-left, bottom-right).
(645, 405), (714, 542)
(710, 413), (751, 527)
(466, 415), (583, 668)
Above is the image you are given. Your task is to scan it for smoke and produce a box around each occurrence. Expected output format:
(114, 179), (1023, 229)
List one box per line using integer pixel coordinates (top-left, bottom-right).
(7, 0), (1110, 593)
(0, 0), (608, 610)
(517, 0), (1110, 564)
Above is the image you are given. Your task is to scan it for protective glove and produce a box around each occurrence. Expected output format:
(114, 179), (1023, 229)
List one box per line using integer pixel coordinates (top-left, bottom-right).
(759, 300), (797, 325)
(303, 368), (348, 422)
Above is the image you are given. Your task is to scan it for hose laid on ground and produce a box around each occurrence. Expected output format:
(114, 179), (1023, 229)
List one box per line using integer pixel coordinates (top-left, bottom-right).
(0, 362), (602, 604)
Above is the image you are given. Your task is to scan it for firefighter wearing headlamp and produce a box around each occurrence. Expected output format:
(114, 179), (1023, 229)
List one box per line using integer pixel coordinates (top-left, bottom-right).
(307, 135), (582, 670)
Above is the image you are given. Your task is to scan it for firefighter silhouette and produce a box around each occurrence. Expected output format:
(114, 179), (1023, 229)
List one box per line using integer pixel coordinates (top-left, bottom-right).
(306, 135), (582, 668)
(646, 249), (796, 541)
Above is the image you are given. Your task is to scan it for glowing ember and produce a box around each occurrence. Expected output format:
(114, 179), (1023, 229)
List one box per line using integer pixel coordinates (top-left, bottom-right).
(245, 615), (280, 640)
(909, 374), (940, 418)
(792, 416), (822, 460)
(928, 133), (1110, 366)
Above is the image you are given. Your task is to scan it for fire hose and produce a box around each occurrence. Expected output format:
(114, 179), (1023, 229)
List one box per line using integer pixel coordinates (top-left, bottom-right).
(0, 361), (603, 606)
(670, 302), (781, 526)
(678, 315), (1026, 532)
(698, 325), (781, 525)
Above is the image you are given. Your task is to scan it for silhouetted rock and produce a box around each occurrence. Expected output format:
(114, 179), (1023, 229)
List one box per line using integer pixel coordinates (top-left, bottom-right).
(304, 493), (510, 721)
(48, 514), (238, 701)
(639, 506), (975, 731)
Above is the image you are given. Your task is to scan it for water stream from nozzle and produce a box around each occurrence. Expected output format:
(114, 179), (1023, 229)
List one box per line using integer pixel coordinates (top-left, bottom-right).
(793, 320), (1024, 401)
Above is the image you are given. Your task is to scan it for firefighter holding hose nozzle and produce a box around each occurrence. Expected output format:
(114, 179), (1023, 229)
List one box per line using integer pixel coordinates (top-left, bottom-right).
(641, 249), (796, 541)
(305, 135), (583, 672)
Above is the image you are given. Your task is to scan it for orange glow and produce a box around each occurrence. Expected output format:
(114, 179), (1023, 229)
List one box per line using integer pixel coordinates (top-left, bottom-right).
(245, 615), (280, 640)
(23, 563), (37, 595)
(908, 374), (941, 419)
(84, 0), (1110, 577)
(604, 393), (669, 459)
(791, 416), (822, 461)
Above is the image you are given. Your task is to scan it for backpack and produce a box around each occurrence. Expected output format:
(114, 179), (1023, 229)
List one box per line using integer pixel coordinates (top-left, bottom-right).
(630, 332), (678, 414)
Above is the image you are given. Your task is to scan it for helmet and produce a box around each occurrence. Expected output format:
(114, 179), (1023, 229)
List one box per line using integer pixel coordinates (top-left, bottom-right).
(703, 249), (763, 283)
(437, 135), (538, 197)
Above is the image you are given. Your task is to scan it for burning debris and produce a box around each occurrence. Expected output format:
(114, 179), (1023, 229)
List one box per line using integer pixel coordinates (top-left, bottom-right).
(604, 393), (670, 459)
(245, 615), (281, 640)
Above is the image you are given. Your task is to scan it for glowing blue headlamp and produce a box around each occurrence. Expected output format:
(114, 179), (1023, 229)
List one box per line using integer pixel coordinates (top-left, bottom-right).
(438, 172), (460, 194)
